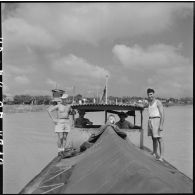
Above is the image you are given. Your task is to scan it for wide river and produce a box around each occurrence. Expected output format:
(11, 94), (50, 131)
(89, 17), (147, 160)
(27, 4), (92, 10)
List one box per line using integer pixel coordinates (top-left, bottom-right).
(3, 105), (193, 193)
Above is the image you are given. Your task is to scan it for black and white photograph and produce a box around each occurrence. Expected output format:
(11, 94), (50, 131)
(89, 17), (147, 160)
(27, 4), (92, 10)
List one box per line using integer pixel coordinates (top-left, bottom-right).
(1, 1), (193, 194)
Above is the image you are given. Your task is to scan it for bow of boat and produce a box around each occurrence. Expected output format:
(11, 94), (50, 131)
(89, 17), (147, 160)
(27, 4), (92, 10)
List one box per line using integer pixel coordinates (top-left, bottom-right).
(19, 125), (193, 194)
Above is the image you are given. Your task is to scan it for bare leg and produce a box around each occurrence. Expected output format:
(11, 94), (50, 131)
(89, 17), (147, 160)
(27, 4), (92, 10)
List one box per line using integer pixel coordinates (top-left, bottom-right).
(57, 133), (62, 149)
(157, 137), (164, 160)
(62, 132), (68, 150)
(56, 133), (64, 156)
(154, 138), (158, 157)
(151, 137), (158, 158)
(151, 137), (155, 154)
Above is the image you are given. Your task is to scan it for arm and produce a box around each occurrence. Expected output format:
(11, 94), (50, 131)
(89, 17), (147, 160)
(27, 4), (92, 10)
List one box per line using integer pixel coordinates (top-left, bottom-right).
(75, 118), (82, 128)
(74, 118), (78, 126)
(128, 121), (134, 129)
(127, 120), (140, 129)
(113, 124), (122, 132)
(68, 106), (77, 117)
(80, 118), (93, 127)
(86, 118), (93, 125)
(115, 121), (121, 129)
(67, 105), (72, 116)
(133, 125), (141, 129)
(98, 124), (108, 133)
(157, 100), (164, 130)
(69, 108), (76, 115)
(130, 123), (134, 129)
(47, 105), (58, 124)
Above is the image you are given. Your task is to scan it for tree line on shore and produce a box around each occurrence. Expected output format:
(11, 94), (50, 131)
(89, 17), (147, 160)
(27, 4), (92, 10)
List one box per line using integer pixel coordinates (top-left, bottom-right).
(3, 94), (82, 105)
(3, 94), (193, 105)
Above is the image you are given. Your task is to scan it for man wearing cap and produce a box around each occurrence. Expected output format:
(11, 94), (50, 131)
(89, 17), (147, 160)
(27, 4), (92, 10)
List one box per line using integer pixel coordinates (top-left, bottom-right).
(47, 94), (72, 156)
(75, 110), (93, 128)
(115, 112), (134, 129)
(147, 88), (164, 161)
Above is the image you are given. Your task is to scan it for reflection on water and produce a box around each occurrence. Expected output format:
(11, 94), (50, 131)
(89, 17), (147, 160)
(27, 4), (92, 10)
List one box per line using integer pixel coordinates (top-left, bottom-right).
(3, 105), (193, 193)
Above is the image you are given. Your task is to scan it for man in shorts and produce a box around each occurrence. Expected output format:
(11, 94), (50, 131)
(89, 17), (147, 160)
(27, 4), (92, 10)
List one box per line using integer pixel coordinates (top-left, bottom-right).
(47, 94), (72, 156)
(147, 88), (165, 161)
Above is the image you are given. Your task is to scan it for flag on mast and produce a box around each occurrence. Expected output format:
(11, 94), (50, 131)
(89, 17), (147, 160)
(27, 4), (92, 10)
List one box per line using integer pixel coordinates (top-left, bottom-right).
(100, 75), (109, 103)
(100, 86), (106, 103)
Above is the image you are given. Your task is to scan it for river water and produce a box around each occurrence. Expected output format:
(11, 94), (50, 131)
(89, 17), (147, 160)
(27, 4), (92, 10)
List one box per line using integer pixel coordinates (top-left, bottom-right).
(3, 105), (193, 193)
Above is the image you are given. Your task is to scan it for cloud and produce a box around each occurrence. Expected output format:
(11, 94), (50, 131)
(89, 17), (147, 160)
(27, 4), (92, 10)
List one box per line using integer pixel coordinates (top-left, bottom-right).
(112, 43), (190, 69)
(14, 75), (30, 84)
(2, 3), (192, 97)
(117, 76), (132, 85)
(113, 43), (192, 97)
(21, 89), (50, 96)
(2, 3), (193, 46)
(51, 54), (110, 79)
(3, 65), (35, 89)
(3, 17), (57, 48)
(5, 64), (35, 74)
(3, 83), (10, 95)
(46, 78), (57, 88)
(146, 63), (193, 97)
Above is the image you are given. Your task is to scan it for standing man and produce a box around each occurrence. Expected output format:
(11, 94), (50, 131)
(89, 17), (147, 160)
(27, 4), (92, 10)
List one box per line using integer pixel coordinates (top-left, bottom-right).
(147, 88), (164, 161)
(47, 94), (72, 157)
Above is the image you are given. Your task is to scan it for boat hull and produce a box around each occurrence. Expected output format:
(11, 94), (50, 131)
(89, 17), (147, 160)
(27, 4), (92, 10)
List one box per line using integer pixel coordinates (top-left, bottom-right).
(20, 126), (193, 194)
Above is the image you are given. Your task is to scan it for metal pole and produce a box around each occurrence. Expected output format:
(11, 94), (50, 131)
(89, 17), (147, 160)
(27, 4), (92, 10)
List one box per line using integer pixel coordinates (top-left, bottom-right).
(72, 86), (75, 104)
(96, 87), (99, 103)
(105, 75), (108, 104)
(140, 110), (144, 149)
(134, 115), (136, 125)
(105, 111), (107, 124)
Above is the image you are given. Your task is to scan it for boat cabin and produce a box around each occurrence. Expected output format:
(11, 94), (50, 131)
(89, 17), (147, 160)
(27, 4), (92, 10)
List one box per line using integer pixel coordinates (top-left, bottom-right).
(71, 103), (145, 149)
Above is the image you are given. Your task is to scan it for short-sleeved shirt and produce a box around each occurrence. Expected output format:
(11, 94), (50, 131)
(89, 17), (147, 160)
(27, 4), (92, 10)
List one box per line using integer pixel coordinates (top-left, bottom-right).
(75, 118), (91, 128)
(115, 120), (134, 129)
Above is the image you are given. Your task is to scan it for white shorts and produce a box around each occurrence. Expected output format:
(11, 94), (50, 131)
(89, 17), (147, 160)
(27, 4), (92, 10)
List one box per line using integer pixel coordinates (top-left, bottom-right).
(148, 118), (162, 138)
(55, 119), (71, 133)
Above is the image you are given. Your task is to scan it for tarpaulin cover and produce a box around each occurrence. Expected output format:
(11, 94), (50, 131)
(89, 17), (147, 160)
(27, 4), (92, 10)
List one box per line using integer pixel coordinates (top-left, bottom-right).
(21, 126), (193, 194)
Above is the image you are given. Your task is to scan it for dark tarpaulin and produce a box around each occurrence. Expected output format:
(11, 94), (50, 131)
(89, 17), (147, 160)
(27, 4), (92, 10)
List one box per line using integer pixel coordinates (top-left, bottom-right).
(62, 126), (192, 193)
(21, 126), (193, 194)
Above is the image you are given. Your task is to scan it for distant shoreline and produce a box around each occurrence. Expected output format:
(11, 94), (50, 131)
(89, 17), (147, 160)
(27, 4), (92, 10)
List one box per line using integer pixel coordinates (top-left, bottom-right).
(3, 105), (48, 114)
(162, 103), (193, 107)
(3, 103), (193, 114)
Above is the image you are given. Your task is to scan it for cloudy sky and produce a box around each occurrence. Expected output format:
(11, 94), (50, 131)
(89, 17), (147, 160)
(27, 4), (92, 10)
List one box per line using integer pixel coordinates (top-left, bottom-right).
(2, 2), (193, 98)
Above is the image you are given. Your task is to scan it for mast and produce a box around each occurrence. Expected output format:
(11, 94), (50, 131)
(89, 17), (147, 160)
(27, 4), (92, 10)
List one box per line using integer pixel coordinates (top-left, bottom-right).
(72, 86), (75, 104)
(96, 87), (99, 103)
(105, 75), (108, 104)
(140, 110), (144, 149)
